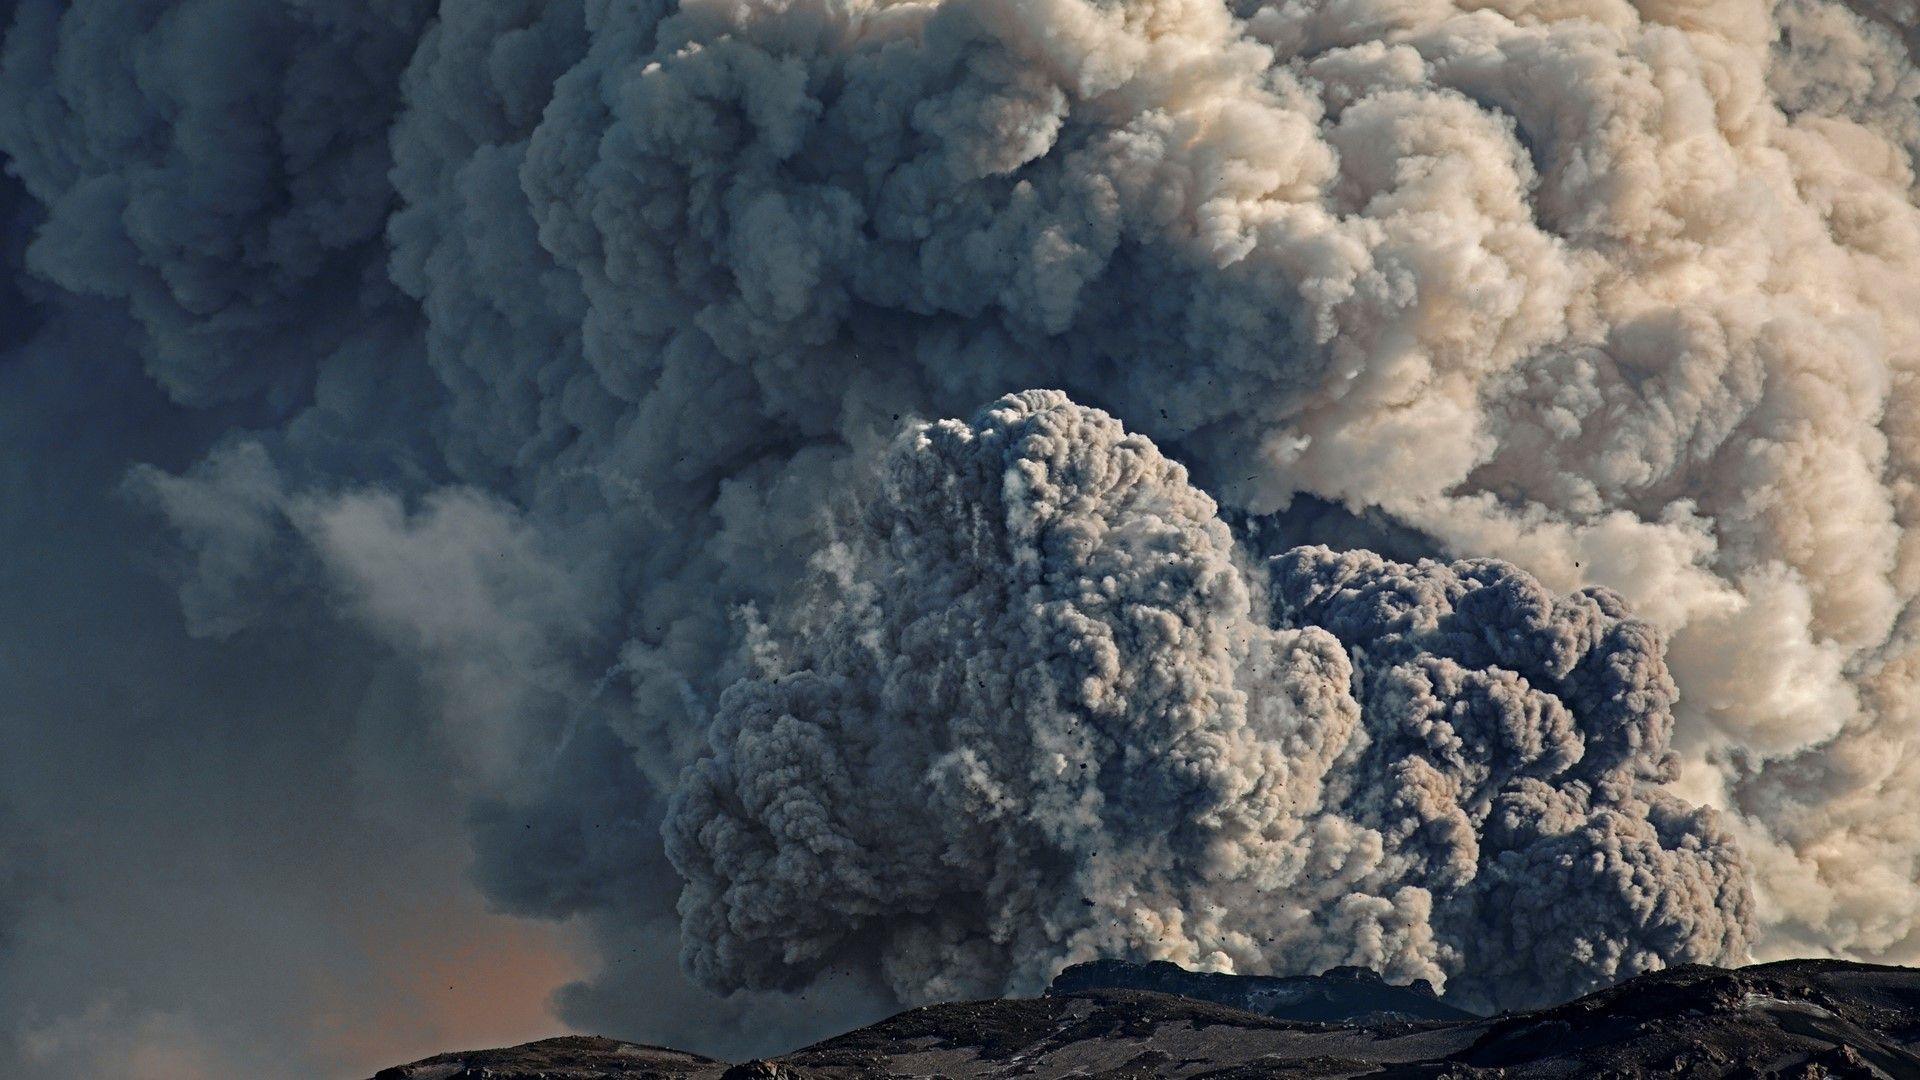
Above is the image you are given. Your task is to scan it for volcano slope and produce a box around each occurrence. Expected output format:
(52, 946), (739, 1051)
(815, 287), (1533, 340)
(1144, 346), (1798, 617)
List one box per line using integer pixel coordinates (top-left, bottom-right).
(374, 958), (1920, 1078)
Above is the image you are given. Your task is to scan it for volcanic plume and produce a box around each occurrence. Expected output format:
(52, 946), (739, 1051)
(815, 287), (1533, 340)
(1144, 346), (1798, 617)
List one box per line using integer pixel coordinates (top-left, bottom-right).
(0, 0), (1916, 1070)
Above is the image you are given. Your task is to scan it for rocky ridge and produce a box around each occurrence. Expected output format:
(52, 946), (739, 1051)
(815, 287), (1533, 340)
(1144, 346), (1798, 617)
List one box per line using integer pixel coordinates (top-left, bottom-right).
(374, 959), (1920, 1079)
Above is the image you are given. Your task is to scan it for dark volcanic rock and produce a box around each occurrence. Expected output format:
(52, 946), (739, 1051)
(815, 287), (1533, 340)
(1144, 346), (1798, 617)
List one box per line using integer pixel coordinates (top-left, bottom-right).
(1048, 959), (1480, 1023)
(372, 960), (1920, 1079)
(371, 1034), (721, 1079)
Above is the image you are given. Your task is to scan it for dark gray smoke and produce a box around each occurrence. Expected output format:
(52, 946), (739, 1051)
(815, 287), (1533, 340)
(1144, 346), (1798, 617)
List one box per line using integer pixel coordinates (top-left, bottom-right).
(1269, 545), (1752, 1008)
(0, 0), (433, 407)
(666, 391), (1749, 1012)
(1, 0), (1917, 1071)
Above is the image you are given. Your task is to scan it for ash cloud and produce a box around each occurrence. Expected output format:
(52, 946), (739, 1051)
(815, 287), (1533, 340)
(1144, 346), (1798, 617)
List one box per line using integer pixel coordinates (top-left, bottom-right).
(1269, 544), (1751, 1008)
(667, 391), (1748, 1012)
(0, 0), (1916, 1068)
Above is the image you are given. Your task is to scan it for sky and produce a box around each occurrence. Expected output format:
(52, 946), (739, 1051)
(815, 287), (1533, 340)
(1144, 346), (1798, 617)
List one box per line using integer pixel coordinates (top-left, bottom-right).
(3, 0), (1920, 1076)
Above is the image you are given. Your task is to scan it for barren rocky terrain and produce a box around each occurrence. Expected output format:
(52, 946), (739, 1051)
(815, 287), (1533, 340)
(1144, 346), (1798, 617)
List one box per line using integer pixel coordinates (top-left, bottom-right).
(374, 959), (1920, 1079)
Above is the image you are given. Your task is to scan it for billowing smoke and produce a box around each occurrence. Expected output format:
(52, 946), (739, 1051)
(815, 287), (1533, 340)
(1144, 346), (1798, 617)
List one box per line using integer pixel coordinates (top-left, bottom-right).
(667, 391), (1748, 1012)
(0, 0), (1918, 1068)
(668, 390), (1390, 1001)
(1269, 543), (1751, 1008)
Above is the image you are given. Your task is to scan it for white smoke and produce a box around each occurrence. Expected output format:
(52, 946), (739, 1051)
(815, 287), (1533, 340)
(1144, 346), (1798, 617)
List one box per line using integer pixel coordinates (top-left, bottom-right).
(0, 0), (1917, 1061)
